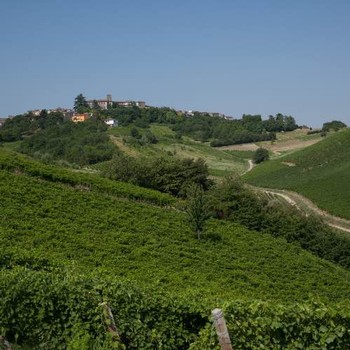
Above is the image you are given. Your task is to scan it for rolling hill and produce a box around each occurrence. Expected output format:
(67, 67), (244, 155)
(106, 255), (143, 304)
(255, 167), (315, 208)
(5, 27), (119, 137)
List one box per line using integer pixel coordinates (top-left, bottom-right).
(244, 128), (350, 220)
(1, 149), (349, 302)
(1, 148), (350, 348)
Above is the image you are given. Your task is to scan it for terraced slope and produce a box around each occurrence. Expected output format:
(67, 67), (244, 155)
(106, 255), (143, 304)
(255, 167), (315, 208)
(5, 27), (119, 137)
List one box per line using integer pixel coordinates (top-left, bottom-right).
(0, 148), (350, 304)
(244, 129), (350, 219)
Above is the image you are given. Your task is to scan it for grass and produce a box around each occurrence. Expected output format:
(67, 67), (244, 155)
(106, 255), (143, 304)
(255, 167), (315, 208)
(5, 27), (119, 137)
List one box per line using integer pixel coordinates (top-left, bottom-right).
(244, 128), (350, 219)
(109, 124), (250, 175)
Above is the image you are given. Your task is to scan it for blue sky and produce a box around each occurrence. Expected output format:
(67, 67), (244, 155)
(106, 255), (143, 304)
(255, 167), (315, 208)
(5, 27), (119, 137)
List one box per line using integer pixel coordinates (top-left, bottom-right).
(1, 0), (349, 127)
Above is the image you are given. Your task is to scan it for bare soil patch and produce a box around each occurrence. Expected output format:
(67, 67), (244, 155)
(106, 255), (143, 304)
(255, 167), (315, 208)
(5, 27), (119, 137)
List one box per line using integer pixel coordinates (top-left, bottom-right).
(219, 143), (259, 151)
(265, 138), (322, 153)
(282, 162), (296, 167)
(109, 135), (139, 157)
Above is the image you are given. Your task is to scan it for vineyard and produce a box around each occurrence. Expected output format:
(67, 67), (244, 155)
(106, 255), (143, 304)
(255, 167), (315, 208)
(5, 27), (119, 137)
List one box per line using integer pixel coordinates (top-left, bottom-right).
(243, 128), (350, 219)
(1, 147), (350, 348)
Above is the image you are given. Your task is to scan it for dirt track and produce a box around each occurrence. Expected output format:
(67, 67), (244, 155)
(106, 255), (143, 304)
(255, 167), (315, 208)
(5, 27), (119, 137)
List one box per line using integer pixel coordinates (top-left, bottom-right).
(256, 187), (350, 234)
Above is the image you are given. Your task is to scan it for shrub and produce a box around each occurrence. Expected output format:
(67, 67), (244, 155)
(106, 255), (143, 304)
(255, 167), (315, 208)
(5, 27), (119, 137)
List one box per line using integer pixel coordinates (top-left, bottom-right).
(103, 154), (213, 196)
(253, 147), (269, 164)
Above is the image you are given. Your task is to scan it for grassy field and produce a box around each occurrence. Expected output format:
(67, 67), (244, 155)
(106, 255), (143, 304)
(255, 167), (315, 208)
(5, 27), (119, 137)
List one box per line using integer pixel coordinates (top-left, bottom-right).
(244, 128), (350, 219)
(219, 128), (324, 158)
(109, 124), (251, 176)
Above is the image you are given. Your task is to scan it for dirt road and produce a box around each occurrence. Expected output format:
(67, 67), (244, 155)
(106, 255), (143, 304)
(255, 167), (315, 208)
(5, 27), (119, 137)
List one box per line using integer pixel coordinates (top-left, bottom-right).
(242, 159), (254, 175)
(255, 187), (350, 234)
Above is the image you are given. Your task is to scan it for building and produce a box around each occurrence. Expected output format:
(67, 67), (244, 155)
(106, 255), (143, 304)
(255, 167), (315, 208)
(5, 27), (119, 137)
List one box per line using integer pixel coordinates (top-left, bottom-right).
(104, 118), (118, 127)
(71, 113), (90, 123)
(86, 94), (146, 110)
(27, 108), (74, 120)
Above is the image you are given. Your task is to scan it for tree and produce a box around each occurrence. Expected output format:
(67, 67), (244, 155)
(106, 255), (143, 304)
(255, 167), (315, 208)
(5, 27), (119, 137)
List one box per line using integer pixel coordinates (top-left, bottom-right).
(322, 120), (347, 132)
(284, 115), (298, 131)
(185, 184), (209, 240)
(253, 147), (269, 164)
(74, 93), (88, 113)
(130, 127), (140, 139)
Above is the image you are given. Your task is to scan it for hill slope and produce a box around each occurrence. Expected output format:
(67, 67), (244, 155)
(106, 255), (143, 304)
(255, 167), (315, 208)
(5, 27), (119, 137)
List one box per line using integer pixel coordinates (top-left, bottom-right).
(0, 148), (350, 304)
(1, 149), (350, 349)
(108, 124), (250, 176)
(244, 129), (350, 219)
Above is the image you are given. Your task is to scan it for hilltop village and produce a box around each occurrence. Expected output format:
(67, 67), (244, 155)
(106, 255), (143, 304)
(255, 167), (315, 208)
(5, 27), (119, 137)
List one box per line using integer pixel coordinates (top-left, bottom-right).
(1, 93), (235, 126)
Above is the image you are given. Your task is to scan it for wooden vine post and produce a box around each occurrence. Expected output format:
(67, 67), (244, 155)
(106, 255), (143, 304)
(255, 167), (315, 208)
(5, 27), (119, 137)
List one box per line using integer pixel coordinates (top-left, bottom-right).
(212, 308), (233, 350)
(100, 302), (123, 346)
(0, 336), (12, 350)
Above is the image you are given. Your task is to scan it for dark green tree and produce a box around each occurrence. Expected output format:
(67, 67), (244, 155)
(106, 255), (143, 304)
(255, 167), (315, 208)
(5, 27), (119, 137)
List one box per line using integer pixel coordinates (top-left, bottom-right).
(74, 93), (88, 113)
(130, 127), (140, 139)
(253, 147), (269, 164)
(185, 184), (209, 240)
(322, 120), (347, 132)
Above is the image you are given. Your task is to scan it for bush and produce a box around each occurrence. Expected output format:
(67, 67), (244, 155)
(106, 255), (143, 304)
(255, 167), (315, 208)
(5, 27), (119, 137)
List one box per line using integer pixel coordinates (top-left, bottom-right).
(322, 120), (347, 132)
(253, 147), (269, 164)
(19, 119), (115, 166)
(103, 154), (213, 196)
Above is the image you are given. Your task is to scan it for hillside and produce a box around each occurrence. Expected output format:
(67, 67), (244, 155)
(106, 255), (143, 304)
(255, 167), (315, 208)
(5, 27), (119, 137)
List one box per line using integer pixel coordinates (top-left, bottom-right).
(1, 148), (349, 303)
(108, 124), (251, 176)
(244, 129), (350, 220)
(1, 149), (350, 348)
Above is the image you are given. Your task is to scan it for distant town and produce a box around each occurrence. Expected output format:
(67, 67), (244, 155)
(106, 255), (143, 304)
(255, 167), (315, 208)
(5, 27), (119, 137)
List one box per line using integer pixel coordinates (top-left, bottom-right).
(0, 94), (235, 128)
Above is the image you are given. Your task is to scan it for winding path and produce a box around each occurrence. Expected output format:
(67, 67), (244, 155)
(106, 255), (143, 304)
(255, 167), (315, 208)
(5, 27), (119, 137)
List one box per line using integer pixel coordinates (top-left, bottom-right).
(242, 159), (254, 175)
(254, 187), (350, 234)
(243, 158), (350, 233)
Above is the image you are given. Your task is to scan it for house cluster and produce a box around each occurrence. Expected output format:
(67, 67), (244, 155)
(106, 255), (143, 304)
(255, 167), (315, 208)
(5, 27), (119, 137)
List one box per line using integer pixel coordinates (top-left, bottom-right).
(177, 109), (234, 120)
(29, 107), (74, 119)
(71, 113), (118, 127)
(1, 94), (233, 129)
(86, 95), (146, 110)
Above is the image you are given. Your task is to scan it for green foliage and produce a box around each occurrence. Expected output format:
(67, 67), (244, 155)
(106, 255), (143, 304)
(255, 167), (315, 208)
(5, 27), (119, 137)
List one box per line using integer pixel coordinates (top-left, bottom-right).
(322, 120), (347, 132)
(253, 147), (269, 164)
(0, 148), (175, 206)
(0, 112), (64, 142)
(1, 144), (350, 348)
(100, 106), (180, 127)
(130, 127), (140, 139)
(103, 153), (213, 196)
(125, 127), (158, 146)
(191, 301), (350, 349)
(109, 124), (250, 177)
(207, 176), (265, 230)
(172, 113), (295, 146)
(74, 93), (89, 113)
(99, 106), (295, 146)
(1, 149), (350, 304)
(207, 176), (350, 269)
(263, 113), (298, 132)
(0, 269), (205, 350)
(185, 184), (209, 239)
(19, 119), (115, 166)
(244, 128), (350, 219)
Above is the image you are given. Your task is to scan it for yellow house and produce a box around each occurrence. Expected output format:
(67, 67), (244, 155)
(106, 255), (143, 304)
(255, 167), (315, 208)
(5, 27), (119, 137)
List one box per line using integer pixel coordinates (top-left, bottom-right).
(71, 113), (90, 123)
